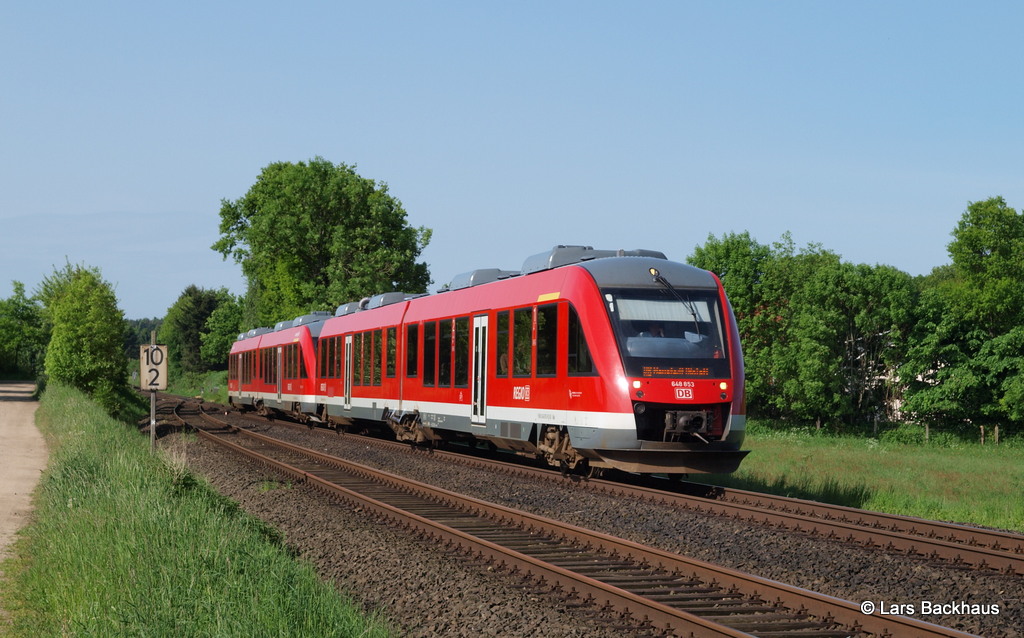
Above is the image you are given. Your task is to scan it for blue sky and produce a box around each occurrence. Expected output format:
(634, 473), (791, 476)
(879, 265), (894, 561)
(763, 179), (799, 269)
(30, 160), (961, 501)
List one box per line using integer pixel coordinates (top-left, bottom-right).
(2, 1), (1022, 319)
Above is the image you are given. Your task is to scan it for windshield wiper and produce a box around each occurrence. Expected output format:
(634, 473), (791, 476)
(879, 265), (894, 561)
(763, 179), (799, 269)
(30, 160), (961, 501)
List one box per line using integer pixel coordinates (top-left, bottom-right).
(648, 267), (702, 339)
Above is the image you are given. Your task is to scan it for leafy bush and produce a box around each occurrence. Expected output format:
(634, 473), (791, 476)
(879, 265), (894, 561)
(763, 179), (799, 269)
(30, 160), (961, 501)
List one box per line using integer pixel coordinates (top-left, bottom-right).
(40, 265), (132, 417)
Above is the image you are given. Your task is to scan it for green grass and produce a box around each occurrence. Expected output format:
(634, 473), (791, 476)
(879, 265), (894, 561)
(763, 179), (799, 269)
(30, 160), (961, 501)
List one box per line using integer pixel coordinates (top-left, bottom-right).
(705, 421), (1024, 532)
(165, 369), (229, 405)
(0, 383), (393, 638)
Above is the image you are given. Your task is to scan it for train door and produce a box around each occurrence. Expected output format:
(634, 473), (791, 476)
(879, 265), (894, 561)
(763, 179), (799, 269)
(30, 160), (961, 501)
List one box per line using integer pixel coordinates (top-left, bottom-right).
(471, 315), (488, 425)
(343, 335), (353, 410)
(276, 346), (283, 402)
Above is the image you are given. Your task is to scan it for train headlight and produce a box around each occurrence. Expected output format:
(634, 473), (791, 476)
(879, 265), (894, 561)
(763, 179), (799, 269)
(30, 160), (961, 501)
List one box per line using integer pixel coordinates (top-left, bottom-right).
(634, 402), (646, 415)
(632, 380), (642, 389)
(719, 382), (728, 391)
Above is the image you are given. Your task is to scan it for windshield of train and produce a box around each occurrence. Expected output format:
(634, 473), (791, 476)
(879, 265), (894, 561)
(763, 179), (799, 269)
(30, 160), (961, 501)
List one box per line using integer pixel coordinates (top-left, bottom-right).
(602, 287), (730, 379)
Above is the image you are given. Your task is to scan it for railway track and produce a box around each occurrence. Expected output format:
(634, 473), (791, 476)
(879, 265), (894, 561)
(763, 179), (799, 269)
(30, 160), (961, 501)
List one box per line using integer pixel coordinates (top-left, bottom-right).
(173, 399), (981, 638)
(670, 482), (1024, 574)
(219, 404), (1024, 577)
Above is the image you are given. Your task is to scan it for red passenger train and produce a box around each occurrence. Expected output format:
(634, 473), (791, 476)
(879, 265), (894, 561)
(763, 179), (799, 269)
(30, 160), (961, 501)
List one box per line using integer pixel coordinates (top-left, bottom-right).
(228, 245), (748, 475)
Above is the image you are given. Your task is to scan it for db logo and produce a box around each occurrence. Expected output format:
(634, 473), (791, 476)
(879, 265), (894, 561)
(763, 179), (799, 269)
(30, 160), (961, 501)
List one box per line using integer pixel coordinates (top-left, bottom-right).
(675, 388), (694, 400)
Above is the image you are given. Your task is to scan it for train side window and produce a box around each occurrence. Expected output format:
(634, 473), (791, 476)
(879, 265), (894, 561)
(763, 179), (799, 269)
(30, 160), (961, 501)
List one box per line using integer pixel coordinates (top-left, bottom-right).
(496, 311), (510, 377)
(372, 329), (382, 386)
(423, 321), (436, 386)
(386, 327), (397, 378)
(329, 336), (338, 379)
(353, 333), (363, 386)
(406, 324), (419, 378)
(536, 304), (558, 376)
(299, 343), (308, 380)
(513, 307), (533, 377)
(568, 304), (597, 376)
(454, 316), (469, 387)
(439, 319), (453, 388)
(264, 349), (272, 384)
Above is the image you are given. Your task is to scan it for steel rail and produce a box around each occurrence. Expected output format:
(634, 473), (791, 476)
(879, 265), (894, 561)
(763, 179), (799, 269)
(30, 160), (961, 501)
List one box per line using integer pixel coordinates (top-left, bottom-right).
(686, 483), (1024, 558)
(260, 414), (1024, 575)
(589, 479), (1024, 575)
(193, 426), (751, 637)
(190, 409), (979, 638)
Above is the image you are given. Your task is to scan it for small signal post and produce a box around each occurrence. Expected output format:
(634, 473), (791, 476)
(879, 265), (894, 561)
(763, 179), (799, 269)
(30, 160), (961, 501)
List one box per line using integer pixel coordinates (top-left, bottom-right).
(140, 331), (168, 452)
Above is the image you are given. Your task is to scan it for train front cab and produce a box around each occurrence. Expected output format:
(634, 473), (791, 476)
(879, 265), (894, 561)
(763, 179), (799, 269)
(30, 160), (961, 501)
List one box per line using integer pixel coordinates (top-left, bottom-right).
(391, 256), (748, 476)
(566, 257), (749, 474)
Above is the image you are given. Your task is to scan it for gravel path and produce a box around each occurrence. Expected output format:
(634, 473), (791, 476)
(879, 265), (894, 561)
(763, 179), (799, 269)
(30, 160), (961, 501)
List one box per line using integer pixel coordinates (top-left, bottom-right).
(0, 383), (47, 558)
(0, 382), (48, 627)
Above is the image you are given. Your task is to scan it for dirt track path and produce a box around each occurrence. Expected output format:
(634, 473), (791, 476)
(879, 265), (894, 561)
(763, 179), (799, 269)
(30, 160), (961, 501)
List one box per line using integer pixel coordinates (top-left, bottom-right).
(0, 382), (48, 560)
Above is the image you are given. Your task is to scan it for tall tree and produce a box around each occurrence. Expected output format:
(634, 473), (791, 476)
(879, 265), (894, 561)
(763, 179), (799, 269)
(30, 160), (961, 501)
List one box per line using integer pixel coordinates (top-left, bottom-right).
(785, 261), (914, 425)
(200, 292), (243, 369)
(902, 197), (1024, 432)
(691, 233), (915, 427)
(159, 286), (228, 376)
(213, 157), (432, 327)
(42, 265), (129, 415)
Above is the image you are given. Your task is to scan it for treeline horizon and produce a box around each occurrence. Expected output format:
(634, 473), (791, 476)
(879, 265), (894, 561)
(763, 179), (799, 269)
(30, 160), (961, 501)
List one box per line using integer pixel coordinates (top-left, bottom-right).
(688, 196), (1022, 437)
(2, 161), (1019, 441)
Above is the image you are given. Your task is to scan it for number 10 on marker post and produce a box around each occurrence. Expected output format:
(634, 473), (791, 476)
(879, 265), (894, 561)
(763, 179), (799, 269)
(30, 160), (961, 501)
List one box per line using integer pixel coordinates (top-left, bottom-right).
(140, 345), (168, 391)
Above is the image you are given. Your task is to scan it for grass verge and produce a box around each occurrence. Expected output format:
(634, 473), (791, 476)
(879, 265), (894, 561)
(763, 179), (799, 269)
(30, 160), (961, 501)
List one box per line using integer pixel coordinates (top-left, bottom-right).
(165, 369), (229, 405)
(706, 421), (1024, 532)
(0, 383), (393, 637)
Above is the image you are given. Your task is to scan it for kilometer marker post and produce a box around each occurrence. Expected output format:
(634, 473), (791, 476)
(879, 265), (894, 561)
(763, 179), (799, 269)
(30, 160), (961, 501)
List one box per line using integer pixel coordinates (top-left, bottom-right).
(140, 331), (168, 453)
